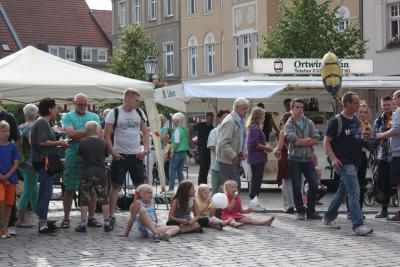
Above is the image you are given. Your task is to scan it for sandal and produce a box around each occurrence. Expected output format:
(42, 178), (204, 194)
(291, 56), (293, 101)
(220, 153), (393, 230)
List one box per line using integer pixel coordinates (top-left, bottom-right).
(87, 217), (102, 228)
(60, 220), (70, 229)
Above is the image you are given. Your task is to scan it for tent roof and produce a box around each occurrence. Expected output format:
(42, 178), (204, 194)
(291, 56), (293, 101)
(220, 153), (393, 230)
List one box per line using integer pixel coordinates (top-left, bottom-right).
(0, 46), (154, 104)
(156, 75), (400, 113)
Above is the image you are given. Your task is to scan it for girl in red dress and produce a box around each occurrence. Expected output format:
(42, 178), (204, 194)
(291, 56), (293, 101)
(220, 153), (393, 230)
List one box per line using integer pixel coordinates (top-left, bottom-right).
(221, 180), (275, 227)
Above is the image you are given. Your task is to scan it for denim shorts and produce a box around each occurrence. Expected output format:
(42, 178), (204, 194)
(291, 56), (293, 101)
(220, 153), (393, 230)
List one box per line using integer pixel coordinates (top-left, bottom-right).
(110, 155), (144, 186)
(390, 157), (400, 186)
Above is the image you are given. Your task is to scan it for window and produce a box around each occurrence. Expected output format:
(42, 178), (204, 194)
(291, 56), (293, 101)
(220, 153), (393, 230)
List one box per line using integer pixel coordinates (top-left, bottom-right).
(233, 37), (239, 69)
(188, 0), (196, 16)
(82, 48), (92, 62)
(48, 46), (59, 56)
(188, 36), (198, 77)
(390, 3), (400, 39)
(149, 0), (157, 20)
(132, 0), (141, 23)
(98, 49), (108, 62)
(204, 32), (215, 75)
(242, 34), (250, 67)
(65, 47), (75, 61)
(163, 42), (174, 76)
(118, 0), (127, 27)
(205, 0), (212, 13)
(339, 19), (349, 31)
(1, 43), (10, 51)
(165, 0), (173, 17)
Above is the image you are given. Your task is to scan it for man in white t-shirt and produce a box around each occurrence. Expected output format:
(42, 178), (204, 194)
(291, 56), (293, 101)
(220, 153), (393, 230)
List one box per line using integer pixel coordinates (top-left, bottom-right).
(104, 89), (149, 226)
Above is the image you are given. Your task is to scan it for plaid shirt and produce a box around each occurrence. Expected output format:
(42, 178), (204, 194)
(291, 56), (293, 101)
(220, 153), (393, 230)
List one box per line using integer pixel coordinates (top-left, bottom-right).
(373, 113), (392, 162)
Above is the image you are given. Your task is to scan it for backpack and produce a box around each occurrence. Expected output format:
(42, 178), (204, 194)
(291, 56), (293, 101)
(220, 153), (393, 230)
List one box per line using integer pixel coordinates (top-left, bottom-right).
(333, 113), (361, 141)
(113, 107), (147, 130)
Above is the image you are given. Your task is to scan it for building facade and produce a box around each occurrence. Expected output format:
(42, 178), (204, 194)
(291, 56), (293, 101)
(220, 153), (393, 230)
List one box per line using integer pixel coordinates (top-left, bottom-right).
(0, 0), (111, 69)
(111, 0), (181, 81)
(111, 0), (360, 82)
(363, 0), (400, 75)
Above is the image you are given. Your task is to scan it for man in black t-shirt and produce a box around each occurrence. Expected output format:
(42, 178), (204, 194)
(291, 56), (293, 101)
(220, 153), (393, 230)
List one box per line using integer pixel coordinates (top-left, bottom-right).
(323, 92), (373, 236)
(191, 112), (214, 185)
(257, 103), (279, 141)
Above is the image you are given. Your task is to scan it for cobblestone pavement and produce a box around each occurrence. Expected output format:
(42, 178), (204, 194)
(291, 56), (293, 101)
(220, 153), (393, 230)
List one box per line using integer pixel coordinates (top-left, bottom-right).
(2, 163), (400, 266)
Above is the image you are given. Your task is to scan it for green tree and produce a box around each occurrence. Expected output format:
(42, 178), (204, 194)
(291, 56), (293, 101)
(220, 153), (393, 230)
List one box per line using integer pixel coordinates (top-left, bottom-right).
(108, 24), (162, 81)
(259, 0), (367, 59)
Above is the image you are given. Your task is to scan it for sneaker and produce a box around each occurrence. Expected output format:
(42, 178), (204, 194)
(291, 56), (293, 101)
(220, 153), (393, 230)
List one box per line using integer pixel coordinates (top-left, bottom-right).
(322, 218), (341, 229)
(297, 213), (306, 220)
(0, 229), (11, 239)
(252, 204), (266, 212)
(307, 213), (322, 220)
(7, 226), (16, 236)
(104, 224), (113, 232)
(159, 232), (171, 241)
(75, 224), (87, 233)
(352, 225), (373, 236)
(375, 211), (388, 219)
(283, 207), (295, 214)
(386, 212), (400, 223)
(110, 216), (116, 226)
(39, 227), (56, 235)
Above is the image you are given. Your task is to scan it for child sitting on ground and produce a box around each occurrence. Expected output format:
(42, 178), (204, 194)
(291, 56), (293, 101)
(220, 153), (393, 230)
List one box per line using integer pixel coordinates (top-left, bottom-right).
(118, 184), (179, 241)
(166, 180), (205, 233)
(0, 120), (20, 239)
(75, 121), (112, 233)
(222, 180), (275, 228)
(196, 184), (231, 230)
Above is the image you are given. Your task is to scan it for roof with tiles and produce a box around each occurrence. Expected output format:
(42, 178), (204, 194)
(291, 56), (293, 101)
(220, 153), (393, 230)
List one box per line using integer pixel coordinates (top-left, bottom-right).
(91, 10), (112, 38)
(0, 4), (19, 57)
(0, 0), (110, 48)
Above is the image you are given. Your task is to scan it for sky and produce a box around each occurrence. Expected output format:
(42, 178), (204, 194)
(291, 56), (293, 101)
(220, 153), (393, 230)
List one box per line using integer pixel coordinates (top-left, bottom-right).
(85, 0), (111, 10)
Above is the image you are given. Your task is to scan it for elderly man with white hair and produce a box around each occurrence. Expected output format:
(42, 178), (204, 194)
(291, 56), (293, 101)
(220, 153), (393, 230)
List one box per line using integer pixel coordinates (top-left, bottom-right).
(61, 93), (102, 230)
(168, 112), (190, 192)
(216, 97), (249, 188)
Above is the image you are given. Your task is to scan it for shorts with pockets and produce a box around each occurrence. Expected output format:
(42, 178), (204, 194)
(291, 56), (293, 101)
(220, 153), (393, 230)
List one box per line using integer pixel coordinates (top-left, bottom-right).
(0, 182), (16, 206)
(110, 155), (144, 186)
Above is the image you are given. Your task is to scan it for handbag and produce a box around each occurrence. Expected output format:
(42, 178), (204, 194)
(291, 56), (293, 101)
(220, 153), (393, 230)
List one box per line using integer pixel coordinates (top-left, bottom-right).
(45, 154), (64, 175)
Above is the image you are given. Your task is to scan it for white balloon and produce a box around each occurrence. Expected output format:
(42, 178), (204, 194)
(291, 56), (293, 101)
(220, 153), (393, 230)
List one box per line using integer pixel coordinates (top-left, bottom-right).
(212, 193), (229, 209)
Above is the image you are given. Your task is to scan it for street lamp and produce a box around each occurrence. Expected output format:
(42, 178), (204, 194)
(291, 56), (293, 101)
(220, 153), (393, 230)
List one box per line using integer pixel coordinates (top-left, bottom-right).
(321, 52), (342, 97)
(144, 56), (158, 82)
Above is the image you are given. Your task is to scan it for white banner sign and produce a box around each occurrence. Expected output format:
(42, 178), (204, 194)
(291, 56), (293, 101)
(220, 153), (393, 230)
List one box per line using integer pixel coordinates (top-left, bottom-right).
(252, 58), (374, 75)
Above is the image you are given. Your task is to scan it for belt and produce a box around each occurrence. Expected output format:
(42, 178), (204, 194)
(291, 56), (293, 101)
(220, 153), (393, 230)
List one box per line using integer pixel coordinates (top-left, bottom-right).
(119, 153), (138, 158)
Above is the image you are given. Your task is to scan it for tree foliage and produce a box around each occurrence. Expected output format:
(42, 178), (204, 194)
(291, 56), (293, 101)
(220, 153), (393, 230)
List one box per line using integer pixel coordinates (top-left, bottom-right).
(108, 24), (162, 81)
(259, 0), (367, 58)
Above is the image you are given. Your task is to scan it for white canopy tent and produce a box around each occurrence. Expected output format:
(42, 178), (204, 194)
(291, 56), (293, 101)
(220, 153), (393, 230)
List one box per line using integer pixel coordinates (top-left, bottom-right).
(155, 77), (334, 113)
(155, 75), (400, 113)
(0, 46), (167, 189)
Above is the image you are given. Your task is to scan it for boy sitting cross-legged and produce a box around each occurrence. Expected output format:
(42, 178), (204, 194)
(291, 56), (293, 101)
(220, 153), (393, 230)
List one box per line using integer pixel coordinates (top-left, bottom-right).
(75, 121), (112, 232)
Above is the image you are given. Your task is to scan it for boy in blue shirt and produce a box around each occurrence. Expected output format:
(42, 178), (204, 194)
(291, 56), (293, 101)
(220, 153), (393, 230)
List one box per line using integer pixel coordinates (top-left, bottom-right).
(0, 120), (20, 238)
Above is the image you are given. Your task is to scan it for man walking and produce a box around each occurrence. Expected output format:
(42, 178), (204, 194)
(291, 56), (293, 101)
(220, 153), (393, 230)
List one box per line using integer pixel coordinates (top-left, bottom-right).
(284, 99), (321, 220)
(217, 98), (249, 188)
(191, 112), (214, 185)
(376, 90), (400, 222)
(104, 89), (149, 226)
(323, 92), (373, 235)
(373, 96), (393, 218)
(61, 93), (102, 229)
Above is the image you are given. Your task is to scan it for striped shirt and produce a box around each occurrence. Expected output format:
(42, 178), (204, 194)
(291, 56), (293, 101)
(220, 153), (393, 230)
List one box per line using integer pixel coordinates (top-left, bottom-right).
(247, 124), (267, 165)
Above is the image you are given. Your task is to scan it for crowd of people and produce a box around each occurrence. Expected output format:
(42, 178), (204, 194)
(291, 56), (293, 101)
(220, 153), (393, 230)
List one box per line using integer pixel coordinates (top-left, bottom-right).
(0, 88), (399, 240)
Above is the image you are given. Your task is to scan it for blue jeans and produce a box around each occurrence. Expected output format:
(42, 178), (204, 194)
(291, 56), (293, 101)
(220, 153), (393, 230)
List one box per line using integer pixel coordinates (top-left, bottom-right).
(324, 164), (363, 229)
(288, 159), (318, 215)
(169, 151), (186, 191)
(38, 169), (53, 221)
